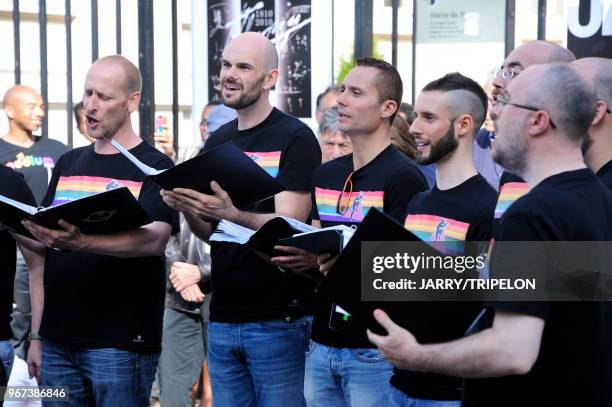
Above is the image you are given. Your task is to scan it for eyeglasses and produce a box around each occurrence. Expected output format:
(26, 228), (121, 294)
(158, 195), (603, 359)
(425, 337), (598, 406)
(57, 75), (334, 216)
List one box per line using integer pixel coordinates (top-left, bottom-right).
(495, 96), (557, 129)
(336, 171), (355, 216)
(494, 65), (523, 80)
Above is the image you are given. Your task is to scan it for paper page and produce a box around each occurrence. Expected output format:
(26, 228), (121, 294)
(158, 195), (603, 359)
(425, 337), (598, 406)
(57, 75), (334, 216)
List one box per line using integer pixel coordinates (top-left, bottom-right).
(209, 220), (255, 244)
(0, 194), (37, 215)
(278, 216), (318, 233)
(104, 137), (163, 176)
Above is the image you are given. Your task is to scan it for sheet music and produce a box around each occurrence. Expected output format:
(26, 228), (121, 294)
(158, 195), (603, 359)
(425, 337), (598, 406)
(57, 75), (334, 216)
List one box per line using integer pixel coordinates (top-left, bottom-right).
(291, 224), (356, 248)
(104, 137), (163, 176)
(210, 219), (256, 244)
(0, 194), (37, 215)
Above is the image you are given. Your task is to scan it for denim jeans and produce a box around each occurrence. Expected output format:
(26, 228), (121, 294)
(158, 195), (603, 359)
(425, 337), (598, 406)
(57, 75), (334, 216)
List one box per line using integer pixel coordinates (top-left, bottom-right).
(208, 316), (311, 407)
(0, 339), (14, 384)
(389, 385), (460, 407)
(40, 340), (159, 407)
(304, 341), (394, 407)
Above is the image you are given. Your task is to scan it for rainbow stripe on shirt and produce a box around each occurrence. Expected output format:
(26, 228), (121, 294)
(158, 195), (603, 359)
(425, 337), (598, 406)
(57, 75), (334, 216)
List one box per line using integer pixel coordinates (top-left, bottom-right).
(51, 175), (143, 206)
(494, 182), (529, 219)
(315, 187), (384, 223)
(404, 214), (470, 255)
(244, 151), (281, 178)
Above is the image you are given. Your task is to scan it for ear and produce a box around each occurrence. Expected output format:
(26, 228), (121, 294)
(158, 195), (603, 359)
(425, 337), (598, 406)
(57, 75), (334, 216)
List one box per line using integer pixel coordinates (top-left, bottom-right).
(454, 114), (474, 138)
(263, 68), (280, 91)
(527, 110), (550, 137)
(127, 91), (141, 113)
(380, 100), (398, 121)
(4, 106), (15, 120)
(590, 100), (608, 127)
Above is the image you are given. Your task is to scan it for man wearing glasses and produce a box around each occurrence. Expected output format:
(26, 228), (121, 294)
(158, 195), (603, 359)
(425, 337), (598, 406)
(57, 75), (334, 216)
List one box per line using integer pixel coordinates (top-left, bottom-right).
(572, 57), (612, 191)
(389, 73), (497, 407)
(368, 63), (612, 407)
(276, 57), (428, 407)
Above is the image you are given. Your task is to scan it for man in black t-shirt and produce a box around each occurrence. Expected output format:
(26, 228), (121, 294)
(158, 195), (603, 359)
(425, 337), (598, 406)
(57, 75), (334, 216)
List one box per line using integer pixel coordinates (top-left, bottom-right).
(161, 33), (320, 407)
(386, 73), (496, 406)
(273, 58), (427, 407)
(368, 63), (612, 406)
(573, 57), (612, 190)
(17, 56), (178, 407)
(0, 166), (38, 386)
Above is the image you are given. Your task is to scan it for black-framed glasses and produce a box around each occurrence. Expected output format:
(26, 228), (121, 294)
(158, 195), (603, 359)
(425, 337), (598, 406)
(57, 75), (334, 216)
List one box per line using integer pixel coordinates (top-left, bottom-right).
(336, 171), (355, 215)
(495, 96), (557, 129)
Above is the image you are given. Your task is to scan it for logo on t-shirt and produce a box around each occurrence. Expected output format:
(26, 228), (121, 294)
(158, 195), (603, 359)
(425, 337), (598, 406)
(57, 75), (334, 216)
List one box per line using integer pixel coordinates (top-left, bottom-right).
(404, 214), (469, 255)
(315, 187), (384, 223)
(51, 175), (143, 206)
(494, 182), (529, 219)
(3, 152), (55, 170)
(244, 151), (281, 177)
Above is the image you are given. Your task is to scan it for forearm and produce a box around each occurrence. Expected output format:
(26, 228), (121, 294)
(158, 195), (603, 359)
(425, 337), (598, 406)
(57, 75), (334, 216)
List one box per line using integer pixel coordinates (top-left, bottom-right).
(184, 213), (214, 243)
(226, 205), (310, 231)
(80, 222), (171, 258)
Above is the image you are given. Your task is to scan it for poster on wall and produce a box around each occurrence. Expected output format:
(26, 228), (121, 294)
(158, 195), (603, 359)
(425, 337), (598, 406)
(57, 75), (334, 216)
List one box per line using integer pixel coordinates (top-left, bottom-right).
(207, 0), (312, 117)
(567, 0), (612, 59)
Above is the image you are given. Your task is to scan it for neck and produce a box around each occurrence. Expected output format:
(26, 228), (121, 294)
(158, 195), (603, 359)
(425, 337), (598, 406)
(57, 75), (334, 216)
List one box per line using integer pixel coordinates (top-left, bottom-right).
(236, 98), (273, 131)
(584, 128), (612, 174)
(349, 125), (392, 170)
(434, 142), (477, 190)
(4, 124), (35, 148)
(94, 122), (141, 154)
(521, 148), (586, 188)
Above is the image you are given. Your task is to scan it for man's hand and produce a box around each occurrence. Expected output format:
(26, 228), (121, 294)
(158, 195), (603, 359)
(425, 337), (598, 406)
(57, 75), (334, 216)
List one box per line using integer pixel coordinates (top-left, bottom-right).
(366, 309), (425, 371)
(180, 284), (205, 303)
(170, 262), (202, 292)
(271, 245), (319, 272)
(154, 132), (176, 161)
(317, 253), (338, 276)
(23, 219), (90, 251)
(161, 181), (238, 221)
(27, 340), (43, 383)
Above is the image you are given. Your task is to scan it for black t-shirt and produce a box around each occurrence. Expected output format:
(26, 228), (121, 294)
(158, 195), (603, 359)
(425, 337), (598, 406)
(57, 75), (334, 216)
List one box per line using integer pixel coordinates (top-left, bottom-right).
(597, 160), (612, 190)
(391, 175), (497, 401)
(463, 169), (612, 407)
(39, 142), (179, 353)
(203, 108), (322, 322)
(0, 136), (69, 204)
(0, 166), (36, 341)
(310, 144), (428, 348)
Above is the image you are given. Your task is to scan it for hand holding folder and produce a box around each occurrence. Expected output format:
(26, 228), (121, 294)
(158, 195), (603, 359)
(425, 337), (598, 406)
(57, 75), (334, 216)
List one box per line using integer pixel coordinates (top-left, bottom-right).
(278, 225), (356, 256)
(106, 138), (285, 208)
(0, 187), (152, 239)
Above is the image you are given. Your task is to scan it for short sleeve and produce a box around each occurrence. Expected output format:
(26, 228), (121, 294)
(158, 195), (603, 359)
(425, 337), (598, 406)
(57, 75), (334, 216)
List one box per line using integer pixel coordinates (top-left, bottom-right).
(139, 173), (180, 235)
(277, 128), (321, 192)
(385, 164), (428, 223)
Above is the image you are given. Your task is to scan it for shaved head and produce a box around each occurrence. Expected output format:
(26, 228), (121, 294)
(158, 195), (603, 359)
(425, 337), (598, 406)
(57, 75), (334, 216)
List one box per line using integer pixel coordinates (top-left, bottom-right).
(3, 85), (41, 108)
(225, 32), (278, 72)
(572, 57), (612, 107)
(91, 55), (142, 95)
(508, 40), (576, 67)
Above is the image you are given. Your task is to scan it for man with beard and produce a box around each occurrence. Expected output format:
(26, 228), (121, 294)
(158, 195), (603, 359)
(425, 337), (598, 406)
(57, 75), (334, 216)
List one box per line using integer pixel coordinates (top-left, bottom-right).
(273, 57), (427, 407)
(161, 32), (321, 406)
(368, 63), (612, 406)
(572, 57), (612, 190)
(387, 73), (497, 407)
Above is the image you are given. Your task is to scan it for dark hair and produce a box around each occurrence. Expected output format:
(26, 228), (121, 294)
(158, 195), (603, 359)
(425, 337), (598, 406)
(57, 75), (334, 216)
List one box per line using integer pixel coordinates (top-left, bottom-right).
(316, 85), (340, 111)
(355, 57), (403, 123)
(73, 101), (84, 126)
(422, 72), (488, 131)
(390, 115), (417, 159)
(398, 102), (415, 124)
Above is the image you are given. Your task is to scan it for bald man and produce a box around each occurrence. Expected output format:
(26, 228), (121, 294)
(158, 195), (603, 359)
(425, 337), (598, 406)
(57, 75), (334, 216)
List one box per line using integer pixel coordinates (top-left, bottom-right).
(369, 63), (612, 407)
(19, 55), (178, 406)
(572, 57), (612, 190)
(162, 32), (321, 406)
(0, 85), (68, 364)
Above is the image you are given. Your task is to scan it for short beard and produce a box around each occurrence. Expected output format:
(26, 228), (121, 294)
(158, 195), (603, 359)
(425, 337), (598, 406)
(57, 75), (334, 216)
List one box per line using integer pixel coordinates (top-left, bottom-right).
(417, 125), (459, 165)
(222, 74), (266, 110)
(492, 130), (528, 175)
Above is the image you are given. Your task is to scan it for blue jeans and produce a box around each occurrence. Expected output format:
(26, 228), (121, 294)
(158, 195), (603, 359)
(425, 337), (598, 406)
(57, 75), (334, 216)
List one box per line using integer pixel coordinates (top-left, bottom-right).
(40, 340), (159, 407)
(0, 340), (14, 383)
(304, 341), (394, 407)
(390, 385), (460, 407)
(208, 316), (311, 407)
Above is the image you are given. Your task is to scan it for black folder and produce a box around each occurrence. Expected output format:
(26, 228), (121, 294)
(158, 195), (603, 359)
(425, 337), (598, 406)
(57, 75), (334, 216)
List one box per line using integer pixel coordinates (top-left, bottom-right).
(279, 229), (345, 256)
(0, 187), (152, 239)
(317, 208), (480, 342)
(151, 142), (285, 208)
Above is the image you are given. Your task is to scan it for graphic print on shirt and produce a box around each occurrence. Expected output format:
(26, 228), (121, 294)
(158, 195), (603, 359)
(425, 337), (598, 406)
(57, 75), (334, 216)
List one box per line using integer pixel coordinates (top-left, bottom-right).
(244, 151), (281, 178)
(404, 214), (470, 255)
(51, 175), (143, 206)
(494, 182), (529, 219)
(315, 187), (384, 223)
